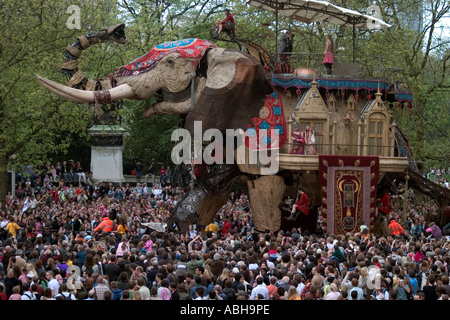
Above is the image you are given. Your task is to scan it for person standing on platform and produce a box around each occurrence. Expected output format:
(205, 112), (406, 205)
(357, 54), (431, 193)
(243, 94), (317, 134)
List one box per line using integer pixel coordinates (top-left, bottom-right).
(278, 30), (294, 62)
(135, 161), (143, 183)
(322, 34), (335, 75)
(301, 125), (316, 155)
(291, 126), (305, 154)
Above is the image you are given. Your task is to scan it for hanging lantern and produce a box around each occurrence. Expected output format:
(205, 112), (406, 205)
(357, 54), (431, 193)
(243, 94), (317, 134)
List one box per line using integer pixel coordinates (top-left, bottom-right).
(296, 88), (302, 99)
(397, 101), (403, 116)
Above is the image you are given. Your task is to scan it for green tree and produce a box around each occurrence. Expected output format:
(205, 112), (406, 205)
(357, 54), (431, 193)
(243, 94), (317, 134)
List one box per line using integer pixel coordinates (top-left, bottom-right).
(0, 0), (122, 205)
(122, 99), (179, 172)
(372, 0), (450, 171)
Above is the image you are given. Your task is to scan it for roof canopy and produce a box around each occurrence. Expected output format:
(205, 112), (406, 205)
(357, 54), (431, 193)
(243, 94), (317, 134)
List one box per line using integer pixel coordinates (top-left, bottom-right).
(247, 0), (391, 29)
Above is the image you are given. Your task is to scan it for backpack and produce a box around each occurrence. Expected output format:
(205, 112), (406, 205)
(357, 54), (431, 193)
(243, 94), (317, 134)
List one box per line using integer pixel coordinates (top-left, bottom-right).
(84, 265), (94, 275)
(60, 292), (73, 300)
(23, 292), (37, 300)
(77, 286), (87, 300)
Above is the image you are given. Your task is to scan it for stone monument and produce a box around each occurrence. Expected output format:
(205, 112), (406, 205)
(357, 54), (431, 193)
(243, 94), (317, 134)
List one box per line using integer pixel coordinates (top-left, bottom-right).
(88, 103), (126, 182)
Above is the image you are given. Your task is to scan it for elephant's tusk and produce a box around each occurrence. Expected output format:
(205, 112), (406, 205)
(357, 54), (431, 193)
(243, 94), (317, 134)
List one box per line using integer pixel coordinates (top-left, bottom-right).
(36, 75), (135, 103)
(108, 83), (136, 101)
(36, 75), (95, 103)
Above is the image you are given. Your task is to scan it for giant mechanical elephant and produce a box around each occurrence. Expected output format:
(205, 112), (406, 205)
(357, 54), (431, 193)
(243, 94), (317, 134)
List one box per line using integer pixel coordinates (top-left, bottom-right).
(37, 24), (288, 232)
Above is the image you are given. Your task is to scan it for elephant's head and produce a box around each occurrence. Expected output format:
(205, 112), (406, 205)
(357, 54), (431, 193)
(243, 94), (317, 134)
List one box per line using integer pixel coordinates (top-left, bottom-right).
(37, 36), (273, 136)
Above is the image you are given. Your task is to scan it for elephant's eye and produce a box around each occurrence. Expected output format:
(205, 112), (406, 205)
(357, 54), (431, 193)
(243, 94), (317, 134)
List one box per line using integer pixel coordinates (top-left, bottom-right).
(167, 58), (174, 66)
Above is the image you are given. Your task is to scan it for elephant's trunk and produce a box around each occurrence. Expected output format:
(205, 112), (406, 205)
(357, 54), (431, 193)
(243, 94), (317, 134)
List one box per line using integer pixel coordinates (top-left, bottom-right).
(61, 23), (126, 90)
(36, 24), (133, 103)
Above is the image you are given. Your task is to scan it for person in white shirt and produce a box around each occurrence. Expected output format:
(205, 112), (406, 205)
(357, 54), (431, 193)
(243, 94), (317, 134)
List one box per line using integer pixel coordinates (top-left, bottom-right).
(250, 276), (269, 300)
(372, 286), (389, 300)
(153, 184), (162, 197)
(46, 270), (60, 298)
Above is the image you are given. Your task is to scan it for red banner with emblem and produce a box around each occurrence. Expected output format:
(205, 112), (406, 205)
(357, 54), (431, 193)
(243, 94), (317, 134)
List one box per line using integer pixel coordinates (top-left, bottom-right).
(319, 155), (379, 235)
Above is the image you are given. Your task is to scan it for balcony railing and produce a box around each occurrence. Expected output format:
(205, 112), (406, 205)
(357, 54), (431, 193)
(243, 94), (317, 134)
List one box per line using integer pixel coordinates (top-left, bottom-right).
(273, 52), (405, 79)
(281, 142), (409, 158)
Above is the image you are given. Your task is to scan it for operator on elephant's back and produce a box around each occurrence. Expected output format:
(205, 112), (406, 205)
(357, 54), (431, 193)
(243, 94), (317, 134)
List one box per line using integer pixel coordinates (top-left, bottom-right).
(286, 187), (310, 220)
(213, 8), (235, 38)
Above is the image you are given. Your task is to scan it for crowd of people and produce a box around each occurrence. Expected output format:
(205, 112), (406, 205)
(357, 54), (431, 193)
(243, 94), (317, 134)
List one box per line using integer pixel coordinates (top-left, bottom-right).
(426, 168), (449, 189)
(0, 163), (449, 302)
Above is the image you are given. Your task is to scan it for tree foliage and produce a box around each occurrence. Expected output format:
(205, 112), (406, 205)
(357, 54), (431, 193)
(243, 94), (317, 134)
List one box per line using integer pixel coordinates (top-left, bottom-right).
(0, 0), (123, 204)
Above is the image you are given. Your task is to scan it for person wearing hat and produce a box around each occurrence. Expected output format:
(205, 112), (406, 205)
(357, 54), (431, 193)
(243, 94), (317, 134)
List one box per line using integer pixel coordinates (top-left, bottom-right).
(426, 222), (442, 240)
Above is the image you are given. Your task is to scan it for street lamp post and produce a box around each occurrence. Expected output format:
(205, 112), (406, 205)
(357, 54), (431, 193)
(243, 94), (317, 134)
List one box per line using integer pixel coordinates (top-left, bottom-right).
(402, 174), (409, 222)
(9, 154), (16, 196)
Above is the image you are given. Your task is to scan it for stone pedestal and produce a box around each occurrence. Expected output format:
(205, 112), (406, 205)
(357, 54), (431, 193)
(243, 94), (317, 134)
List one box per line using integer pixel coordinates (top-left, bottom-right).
(88, 125), (126, 182)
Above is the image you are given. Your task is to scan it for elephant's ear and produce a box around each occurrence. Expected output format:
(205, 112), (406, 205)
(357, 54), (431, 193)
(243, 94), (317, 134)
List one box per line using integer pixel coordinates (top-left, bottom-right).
(205, 48), (272, 93)
(185, 48), (273, 134)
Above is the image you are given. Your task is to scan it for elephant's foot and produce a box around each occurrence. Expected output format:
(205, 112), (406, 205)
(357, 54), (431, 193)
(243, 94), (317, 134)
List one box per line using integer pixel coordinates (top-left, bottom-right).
(143, 105), (156, 117)
(248, 175), (286, 232)
(196, 190), (229, 226)
(285, 212), (299, 221)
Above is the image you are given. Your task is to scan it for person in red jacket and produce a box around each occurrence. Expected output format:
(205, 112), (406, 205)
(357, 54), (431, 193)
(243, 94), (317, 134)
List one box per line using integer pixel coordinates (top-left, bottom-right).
(377, 189), (392, 215)
(213, 8), (235, 38)
(286, 187), (310, 220)
(221, 217), (232, 239)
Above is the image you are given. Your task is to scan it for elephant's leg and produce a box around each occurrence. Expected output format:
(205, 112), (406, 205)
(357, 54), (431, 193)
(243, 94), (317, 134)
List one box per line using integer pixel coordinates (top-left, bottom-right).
(373, 214), (391, 237)
(196, 190), (229, 226)
(247, 175), (286, 232)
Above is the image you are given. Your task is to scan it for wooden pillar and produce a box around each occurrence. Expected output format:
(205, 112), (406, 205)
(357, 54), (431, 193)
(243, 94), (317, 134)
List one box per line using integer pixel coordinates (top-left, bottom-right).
(359, 119), (366, 156)
(287, 118), (293, 153)
(390, 120), (397, 157)
(330, 119), (337, 155)
(357, 120), (362, 156)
